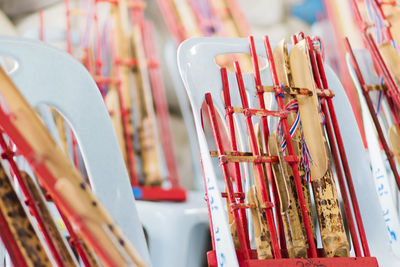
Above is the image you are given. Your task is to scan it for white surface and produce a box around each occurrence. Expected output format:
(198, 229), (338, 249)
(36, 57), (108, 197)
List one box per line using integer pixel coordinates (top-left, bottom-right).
(0, 36), (151, 266)
(0, 10), (17, 36)
(237, 0), (284, 27)
(165, 40), (203, 190)
(137, 191), (209, 267)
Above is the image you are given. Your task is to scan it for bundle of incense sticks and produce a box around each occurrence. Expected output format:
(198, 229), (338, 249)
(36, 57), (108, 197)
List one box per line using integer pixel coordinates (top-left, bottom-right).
(346, 0), (400, 255)
(38, 0), (184, 199)
(0, 67), (147, 266)
(203, 35), (376, 266)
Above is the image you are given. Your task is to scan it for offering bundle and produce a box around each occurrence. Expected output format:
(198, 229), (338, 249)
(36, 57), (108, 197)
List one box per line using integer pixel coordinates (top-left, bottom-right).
(0, 67), (146, 266)
(195, 35), (377, 266)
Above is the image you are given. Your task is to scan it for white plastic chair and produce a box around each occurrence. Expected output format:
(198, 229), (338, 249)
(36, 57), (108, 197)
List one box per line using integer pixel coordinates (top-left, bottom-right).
(14, 32), (211, 267)
(178, 37), (388, 266)
(116, 39), (211, 267)
(346, 49), (400, 266)
(136, 192), (209, 267)
(165, 39), (204, 190)
(132, 39), (210, 267)
(0, 36), (151, 265)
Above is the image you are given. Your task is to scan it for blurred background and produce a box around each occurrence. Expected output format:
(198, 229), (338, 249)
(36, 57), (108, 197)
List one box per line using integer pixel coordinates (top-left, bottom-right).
(0, 0), (360, 189)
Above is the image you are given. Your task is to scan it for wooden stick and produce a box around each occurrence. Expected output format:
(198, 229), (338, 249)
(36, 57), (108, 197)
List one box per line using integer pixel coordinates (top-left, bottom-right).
(248, 36), (287, 255)
(0, 164), (52, 267)
(156, 0), (187, 42)
(345, 37), (400, 192)
(225, 192), (240, 249)
(247, 185), (272, 259)
(142, 20), (181, 188)
(220, 67), (250, 249)
(210, 150), (278, 163)
(273, 39), (316, 248)
(0, 67), (147, 267)
(0, 134), (69, 267)
(264, 35), (318, 258)
(252, 123), (274, 259)
(290, 40), (349, 257)
(111, 0), (139, 185)
(268, 131), (307, 258)
(20, 172), (79, 266)
(313, 37), (370, 256)
(171, 0), (202, 37)
(105, 86), (127, 161)
(385, 6), (400, 45)
(378, 42), (400, 86)
(131, 22), (163, 186)
(205, 93), (252, 260)
(389, 124), (400, 168)
(234, 62), (281, 258)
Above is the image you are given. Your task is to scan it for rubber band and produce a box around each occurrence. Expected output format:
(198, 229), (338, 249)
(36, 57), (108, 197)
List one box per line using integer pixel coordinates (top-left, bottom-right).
(277, 100), (312, 182)
(301, 127), (313, 183)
